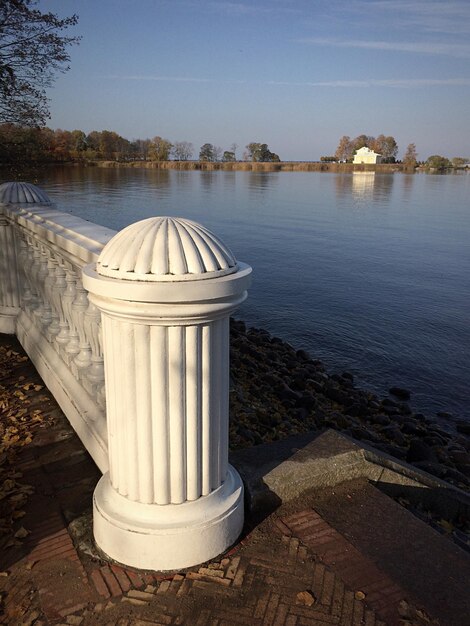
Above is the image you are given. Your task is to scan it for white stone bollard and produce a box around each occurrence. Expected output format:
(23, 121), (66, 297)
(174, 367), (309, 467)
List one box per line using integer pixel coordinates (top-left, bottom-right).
(0, 182), (52, 333)
(82, 216), (252, 570)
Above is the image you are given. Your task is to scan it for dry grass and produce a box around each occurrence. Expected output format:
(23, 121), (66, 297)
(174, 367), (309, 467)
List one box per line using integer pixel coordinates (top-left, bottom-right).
(96, 160), (406, 173)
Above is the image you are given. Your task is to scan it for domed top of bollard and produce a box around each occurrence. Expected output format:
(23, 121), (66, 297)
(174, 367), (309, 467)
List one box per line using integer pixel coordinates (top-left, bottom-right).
(96, 216), (239, 282)
(0, 182), (52, 205)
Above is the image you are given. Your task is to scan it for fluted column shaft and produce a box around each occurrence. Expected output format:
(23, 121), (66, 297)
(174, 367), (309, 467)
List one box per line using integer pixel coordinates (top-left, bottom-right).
(100, 315), (229, 505)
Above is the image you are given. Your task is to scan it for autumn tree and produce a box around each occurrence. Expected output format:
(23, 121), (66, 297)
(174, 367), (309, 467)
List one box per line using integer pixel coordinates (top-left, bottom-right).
(172, 141), (193, 161)
(149, 136), (172, 161)
(0, 1), (80, 126)
(351, 135), (375, 153)
(403, 143), (418, 167)
(99, 130), (121, 160)
(335, 134), (398, 162)
(53, 128), (73, 160)
(334, 136), (353, 162)
(373, 135), (398, 162)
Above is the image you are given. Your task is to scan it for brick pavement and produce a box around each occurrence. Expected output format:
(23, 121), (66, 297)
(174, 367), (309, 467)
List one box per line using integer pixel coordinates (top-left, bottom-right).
(1, 499), (391, 625)
(0, 409), (395, 626)
(0, 335), (440, 625)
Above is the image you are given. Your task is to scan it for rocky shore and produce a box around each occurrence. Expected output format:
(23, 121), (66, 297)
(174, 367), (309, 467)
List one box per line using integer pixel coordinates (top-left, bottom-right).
(228, 319), (470, 492)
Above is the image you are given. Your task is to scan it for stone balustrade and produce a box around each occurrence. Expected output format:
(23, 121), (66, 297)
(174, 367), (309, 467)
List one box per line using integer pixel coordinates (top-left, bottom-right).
(0, 182), (252, 570)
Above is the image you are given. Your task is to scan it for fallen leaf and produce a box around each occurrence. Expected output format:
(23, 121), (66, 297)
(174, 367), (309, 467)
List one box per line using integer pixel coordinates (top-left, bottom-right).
(296, 591), (315, 606)
(437, 519), (453, 534)
(14, 527), (30, 539)
(355, 591), (366, 600)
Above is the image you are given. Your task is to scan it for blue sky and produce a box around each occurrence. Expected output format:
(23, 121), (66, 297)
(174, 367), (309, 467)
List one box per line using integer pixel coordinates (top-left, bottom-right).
(40, 0), (470, 161)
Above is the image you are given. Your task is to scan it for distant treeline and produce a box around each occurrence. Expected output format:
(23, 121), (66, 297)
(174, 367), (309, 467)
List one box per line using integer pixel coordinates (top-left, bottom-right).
(0, 124), (280, 165)
(0, 125), (467, 172)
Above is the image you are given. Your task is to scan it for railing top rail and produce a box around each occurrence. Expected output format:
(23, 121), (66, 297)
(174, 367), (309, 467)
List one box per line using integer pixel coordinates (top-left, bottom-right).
(3, 204), (116, 267)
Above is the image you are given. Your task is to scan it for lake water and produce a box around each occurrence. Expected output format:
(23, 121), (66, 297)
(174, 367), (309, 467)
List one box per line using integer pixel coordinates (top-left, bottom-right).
(3, 166), (469, 421)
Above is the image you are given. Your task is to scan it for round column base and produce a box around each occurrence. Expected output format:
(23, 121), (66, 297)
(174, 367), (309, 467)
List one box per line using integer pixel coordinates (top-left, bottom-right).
(93, 466), (244, 571)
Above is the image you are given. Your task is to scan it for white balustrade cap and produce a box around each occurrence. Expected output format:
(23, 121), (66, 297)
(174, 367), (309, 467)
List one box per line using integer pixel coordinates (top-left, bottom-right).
(0, 182), (52, 205)
(96, 216), (239, 282)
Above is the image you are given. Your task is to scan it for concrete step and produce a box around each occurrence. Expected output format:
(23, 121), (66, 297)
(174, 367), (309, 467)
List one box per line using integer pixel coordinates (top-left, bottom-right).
(296, 478), (470, 626)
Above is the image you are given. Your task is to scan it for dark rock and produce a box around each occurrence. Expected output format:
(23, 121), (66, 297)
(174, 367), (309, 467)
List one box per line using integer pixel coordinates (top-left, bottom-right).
(346, 404), (363, 417)
(401, 420), (425, 436)
(326, 412), (352, 430)
(369, 414), (391, 426)
(382, 404), (400, 416)
(444, 467), (470, 486)
(436, 411), (453, 419)
(406, 439), (438, 463)
(296, 393), (317, 410)
(389, 386), (411, 400)
(348, 426), (376, 441)
(291, 377), (306, 392)
(382, 398), (399, 408)
(341, 371), (354, 383)
(231, 318), (246, 332)
(237, 427), (256, 444)
(373, 442), (407, 460)
(412, 461), (448, 478)
(324, 385), (350, 405)
(278, 385), (301, 403)
(423, 435), (448, 448)
(308, 380), (324, 394)
(296, 349), (311, 361)
(449, 450), (470, 471)
(380, 425), (407, 446)
(398, 402), (412, 415)
(456, 420), (470, 435)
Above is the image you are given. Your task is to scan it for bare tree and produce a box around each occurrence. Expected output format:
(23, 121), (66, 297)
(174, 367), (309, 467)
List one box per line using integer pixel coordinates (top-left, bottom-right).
(172, 141), (193, 161)
(0, 0), (80, 126)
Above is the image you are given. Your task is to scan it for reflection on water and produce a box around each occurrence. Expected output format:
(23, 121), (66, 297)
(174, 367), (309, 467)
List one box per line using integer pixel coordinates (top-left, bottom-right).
(335, 172), (395, 205)
(352, 171), (377, 199)
(1, 166), (469, 419)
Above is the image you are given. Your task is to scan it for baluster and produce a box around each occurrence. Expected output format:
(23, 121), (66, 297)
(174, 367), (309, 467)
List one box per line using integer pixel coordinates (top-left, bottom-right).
(54, 262), (70, 350)
(83, 299), (105, 403)
(23, 239), (39, 314)
(72, 280), (92, 380)
(31, 244), (44, 325)
(46, 255), (60, 340)
(16, 237), (32, 309)
(38, 247), (53, 332)
(63, 268), (80, 366)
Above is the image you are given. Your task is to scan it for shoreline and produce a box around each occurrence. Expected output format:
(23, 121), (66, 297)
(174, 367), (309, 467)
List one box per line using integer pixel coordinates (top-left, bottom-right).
(229, 319), (470, 493)
(0, 160), (415, 173)
(94, 160), (411, 173)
